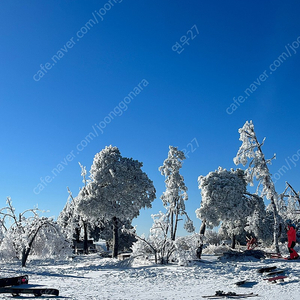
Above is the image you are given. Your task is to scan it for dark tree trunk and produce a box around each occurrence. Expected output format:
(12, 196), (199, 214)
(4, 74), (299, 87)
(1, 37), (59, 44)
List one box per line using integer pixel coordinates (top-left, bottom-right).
(199, 219), (206, 235)
(106, 241), (110, 251)
(172, 208), (179, 241)
(197, 219), (206, 259)
(22, 248), (29, 268)
(21, 225), (44, 267)
(154, 250), (157, 264)
(83, 222), (88, 254)
(75, 228), (80, 242)
(231, 234), (236, 249)
(170, 211), (174, 241)
(112, 216), (119, 258)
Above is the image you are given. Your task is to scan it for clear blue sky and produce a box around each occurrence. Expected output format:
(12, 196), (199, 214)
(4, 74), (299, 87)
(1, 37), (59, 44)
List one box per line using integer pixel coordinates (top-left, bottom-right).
(1, 0), (300, 236)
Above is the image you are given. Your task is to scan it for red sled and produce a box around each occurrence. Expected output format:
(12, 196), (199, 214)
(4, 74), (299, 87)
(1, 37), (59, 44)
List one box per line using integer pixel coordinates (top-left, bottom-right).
(264, 275), (288, 282)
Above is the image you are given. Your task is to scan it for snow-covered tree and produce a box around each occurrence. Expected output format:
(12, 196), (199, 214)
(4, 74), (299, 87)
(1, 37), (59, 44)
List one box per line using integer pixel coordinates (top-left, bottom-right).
(59, 191), (136, 254)
(58, 188), (81, 242)
(204, 230), (222, 246)
(196, 167), (266, 248)
(244, 194), (273, 245)
(278, 182), (300, 227)
(159, 146), (194, 240)
(82, 216), (136, 253)
(58, 163), (109, 255)
(0, 198), (70, 266)
(77, 146), (156, 258)
(173, 234), (202, 265)
(58, 186), (94, 254)
(233, 120), (280, 253)
(196, 168), (248, 225)
(24, 220), (72, 259)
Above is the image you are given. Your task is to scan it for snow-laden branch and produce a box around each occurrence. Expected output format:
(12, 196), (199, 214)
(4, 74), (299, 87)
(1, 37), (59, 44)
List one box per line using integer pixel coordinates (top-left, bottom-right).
(233, 120), (280, 252)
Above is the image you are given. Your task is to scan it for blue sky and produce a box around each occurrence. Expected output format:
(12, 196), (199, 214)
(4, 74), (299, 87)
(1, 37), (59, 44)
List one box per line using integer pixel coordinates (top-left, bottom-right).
(1, 0), (300, 236)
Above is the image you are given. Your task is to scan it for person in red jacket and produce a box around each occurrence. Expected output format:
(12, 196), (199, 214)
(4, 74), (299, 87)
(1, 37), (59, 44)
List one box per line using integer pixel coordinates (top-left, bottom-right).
(286, 220), (299, 260)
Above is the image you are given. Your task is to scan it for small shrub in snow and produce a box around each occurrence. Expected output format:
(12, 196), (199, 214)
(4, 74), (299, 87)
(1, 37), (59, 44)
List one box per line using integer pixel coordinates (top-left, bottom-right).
(126, 213), (200, 265)
(173, 234), (202, 265)
(202, 245), (231, 256)
(204, 230), (223, 246)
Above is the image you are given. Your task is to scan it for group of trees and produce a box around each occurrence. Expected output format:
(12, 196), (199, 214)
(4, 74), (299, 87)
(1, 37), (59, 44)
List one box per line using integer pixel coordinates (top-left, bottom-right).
(1, 120), (299, 267)
(123, 146), (195, 264)
(1, 145), (190, 267)
(59, 145), (195, 264)
(197, 121), (300, 253)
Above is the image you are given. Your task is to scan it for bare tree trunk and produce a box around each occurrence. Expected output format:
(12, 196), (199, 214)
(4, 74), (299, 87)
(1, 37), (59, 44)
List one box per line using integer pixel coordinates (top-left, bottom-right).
(231, 234), (236, 249)
(263, 176), (280, 253)
(170, 211), (174, 241)
(270, 195), (280, 253)
(286, 181), (300, 206)
(21, 225), (44, 267)
(83, 222), (88, 254)
(172, 208), (179, 241)
(106, 241), (110, 251)
(22, 248), (29, 268)
(75, 228), (80, 242)
(254, 135), (280, 254)
(112, 216), (119, 258)
(197, 219), (206, 259)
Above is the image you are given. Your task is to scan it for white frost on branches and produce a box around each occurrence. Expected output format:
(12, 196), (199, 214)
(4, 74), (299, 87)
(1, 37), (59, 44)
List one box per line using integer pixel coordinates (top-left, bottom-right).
(125, 212), (199, 265)
(196, 167), (269, 245)
(278, 182), (300, 225)
(196, 168), (249, 228)
(0, 198), (71, 266)
(78, 146), (156, 222)
(159, 146), (194, 240)
(233, 120), (276, 200)
(233, 120), (280, 252)
(77, 145), (156, 257)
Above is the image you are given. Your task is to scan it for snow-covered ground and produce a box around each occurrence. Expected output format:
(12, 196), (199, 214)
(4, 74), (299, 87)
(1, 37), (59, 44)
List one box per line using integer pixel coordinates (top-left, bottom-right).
(1, 253), (300, 299)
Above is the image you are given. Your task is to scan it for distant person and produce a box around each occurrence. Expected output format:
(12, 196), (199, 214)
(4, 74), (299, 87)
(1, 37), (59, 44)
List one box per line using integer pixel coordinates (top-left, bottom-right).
(286, 220), (299, 260)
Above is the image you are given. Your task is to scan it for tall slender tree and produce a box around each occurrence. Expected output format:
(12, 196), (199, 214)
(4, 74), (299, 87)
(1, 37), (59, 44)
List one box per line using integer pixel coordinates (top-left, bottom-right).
(234, 120), (280, 253)
(159, 146), (194, 240)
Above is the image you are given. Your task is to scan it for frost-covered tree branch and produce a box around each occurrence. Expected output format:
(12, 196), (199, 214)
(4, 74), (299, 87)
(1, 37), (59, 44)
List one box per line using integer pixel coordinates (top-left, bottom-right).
(277, 182), (300, 226)
(122, 226), (159, 263)
(124, 212), (177, 264)
(0, 199), (71, 267)
(196, 167), (270, 248)
(159, 146), (195, 241)
(233, 120), (280, 253)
